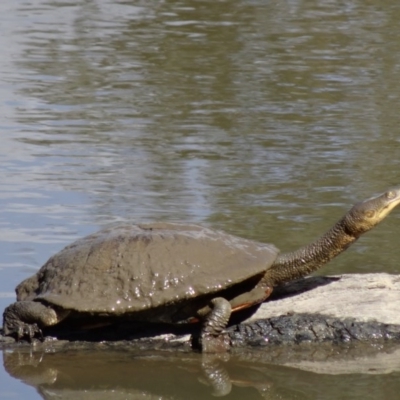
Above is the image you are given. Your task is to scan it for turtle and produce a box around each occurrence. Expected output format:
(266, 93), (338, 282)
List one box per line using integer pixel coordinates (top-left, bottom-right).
(3, 188), (400, 352)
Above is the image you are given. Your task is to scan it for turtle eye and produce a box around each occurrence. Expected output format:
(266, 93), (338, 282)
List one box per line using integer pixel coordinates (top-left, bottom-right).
(364, 210), (375, 219)
(386, 190), (396, 200)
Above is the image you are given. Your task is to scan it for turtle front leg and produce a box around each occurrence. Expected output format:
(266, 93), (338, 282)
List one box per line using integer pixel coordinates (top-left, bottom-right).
(200, 297), (232, 353)
(3, 301), (69, 341)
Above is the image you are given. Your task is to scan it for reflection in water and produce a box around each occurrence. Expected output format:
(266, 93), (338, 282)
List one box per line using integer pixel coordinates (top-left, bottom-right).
(3, 349), (275, 400)
(4, 345), (400, 400)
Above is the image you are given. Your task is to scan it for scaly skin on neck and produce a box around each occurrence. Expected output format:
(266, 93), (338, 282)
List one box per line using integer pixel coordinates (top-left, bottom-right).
(262, 188), (400, 288)
(264, 217), (355, 287)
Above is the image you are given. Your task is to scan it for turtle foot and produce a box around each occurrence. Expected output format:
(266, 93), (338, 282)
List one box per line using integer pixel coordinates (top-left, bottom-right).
(200, 332), (231, 353)
(17, 323), (43, 342)
(3, 301), (57, 342)
(3, 318), (43, 342)
(199, 297), (232, 353)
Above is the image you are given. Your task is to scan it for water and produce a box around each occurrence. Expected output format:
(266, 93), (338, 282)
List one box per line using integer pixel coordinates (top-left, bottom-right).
(1, 0), (400, 398)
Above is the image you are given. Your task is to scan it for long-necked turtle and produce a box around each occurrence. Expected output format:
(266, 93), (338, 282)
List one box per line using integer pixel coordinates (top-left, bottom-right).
(3, 188), (400, 351)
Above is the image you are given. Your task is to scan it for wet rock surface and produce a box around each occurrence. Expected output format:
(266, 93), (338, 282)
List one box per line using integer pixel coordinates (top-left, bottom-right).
(228, 314), (400, 347)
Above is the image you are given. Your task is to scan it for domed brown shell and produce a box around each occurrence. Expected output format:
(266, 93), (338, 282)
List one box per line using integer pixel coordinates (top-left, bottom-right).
(16, 223), (279, 315)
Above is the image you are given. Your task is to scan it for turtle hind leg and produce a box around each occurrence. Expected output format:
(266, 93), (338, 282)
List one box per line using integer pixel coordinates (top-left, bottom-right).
(3, 301), (68, 342)
(199, 297), (232, 353)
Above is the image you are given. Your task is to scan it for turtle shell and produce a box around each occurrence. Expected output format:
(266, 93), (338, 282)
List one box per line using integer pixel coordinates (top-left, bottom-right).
(16, 223), (279, 315)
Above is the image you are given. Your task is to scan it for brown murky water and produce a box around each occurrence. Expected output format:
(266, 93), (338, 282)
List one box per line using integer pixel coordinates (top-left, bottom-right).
(1, 0), (400, 398)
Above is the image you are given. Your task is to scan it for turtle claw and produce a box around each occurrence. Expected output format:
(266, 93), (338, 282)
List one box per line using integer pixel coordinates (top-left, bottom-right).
(16, 323), (43, 343)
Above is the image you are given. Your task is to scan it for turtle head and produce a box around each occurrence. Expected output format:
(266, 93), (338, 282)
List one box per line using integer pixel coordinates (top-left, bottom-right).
(343, 188), (400, 237)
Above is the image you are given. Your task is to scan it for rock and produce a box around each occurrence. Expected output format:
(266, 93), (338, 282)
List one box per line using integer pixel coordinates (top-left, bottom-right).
(251, 273), (400, 325)
(227, 273), (400, 347)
